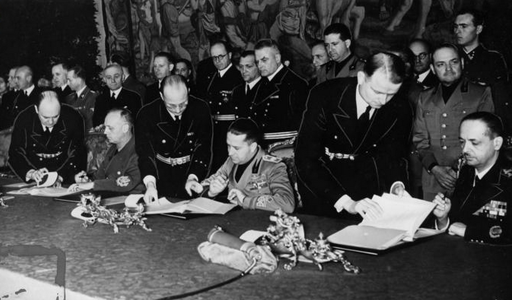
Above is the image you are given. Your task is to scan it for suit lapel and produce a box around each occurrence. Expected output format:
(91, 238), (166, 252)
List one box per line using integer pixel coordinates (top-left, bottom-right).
(253, 68), (287, 105)
(333, 83), (357, 148)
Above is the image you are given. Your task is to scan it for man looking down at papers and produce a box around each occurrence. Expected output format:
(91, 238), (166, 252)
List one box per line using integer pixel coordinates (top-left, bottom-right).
(68, 108), (144, 193)
(186, 118), (295, 213)
(434, 112), (512, 244)
(295, 52), (412, 219)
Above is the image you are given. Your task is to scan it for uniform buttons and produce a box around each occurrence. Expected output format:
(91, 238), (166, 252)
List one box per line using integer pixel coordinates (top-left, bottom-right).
(441, 124), (447, 128)
(442, 145), (447, 150)
(442, 135), (447, 139)
(373, 144), (377, 147)
(254, 113), (258, 115)
(162, 139), (166, 143)
(334, 135), (338, 139)
(442, 113), (447, 117)
(462, 110), (466, 114)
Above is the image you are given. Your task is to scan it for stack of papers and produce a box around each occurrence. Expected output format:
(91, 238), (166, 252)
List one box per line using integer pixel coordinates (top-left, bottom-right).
(125, 195), (237, 215)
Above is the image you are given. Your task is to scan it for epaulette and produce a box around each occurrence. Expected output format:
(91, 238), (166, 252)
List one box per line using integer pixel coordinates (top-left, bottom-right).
(262, 155), (282, 163)
(501, 168), (512, 178)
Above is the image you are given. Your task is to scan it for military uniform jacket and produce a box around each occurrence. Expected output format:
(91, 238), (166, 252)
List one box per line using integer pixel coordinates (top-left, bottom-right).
(461, 45), (509, 86)
(231, 79), (263, 119)
(413, 81), (494, 194)
(135, 96), (213, 197)
(315, 54), (365, 85)
(0, 90), (19, 130)
(450, 161), (512, 244)
(0, 87), (41, 130)
(145, 82), (160, 105)
(65, 86), (97, 132)
(204, 147), (295, 213)
(93, 136), (144, 193)
(249, 66), (308, 143)
(93, 88), (142, 127)
(54, 85), (73, 102)
(202, 64), (244, 121)
(295, 77), (412, 216)
(8, 104), (86, 184)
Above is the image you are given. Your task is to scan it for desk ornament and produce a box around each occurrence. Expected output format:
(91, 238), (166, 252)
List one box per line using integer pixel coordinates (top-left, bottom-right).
(71, 193), (151, 233)
(260, 209), (361, 273)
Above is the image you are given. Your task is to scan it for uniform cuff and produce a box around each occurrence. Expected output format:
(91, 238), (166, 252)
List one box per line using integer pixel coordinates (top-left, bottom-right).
(143, 175), (156, 187)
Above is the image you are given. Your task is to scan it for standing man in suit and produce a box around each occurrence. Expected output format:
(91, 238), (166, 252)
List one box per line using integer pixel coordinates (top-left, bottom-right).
(434, 112), (512, 245)
(51, 62), (73, 101)
(146, 52), (174, 105)
(92, 64), (141, 127)
(8, 90), (85, 184)
(295, 52), (412, 218)
(316, 23), (365, 85)
(200, 41), (244, 170)
(136, 75), (213, 202)
(65, 65), (97, 132)
(0, 66), (20, 130)
(252, 39), (309, 148)
(231, 50), (263, 119)
(11, 66), (41, 121)
(413, 44), (494, 201)
(110, 53), (146, 105)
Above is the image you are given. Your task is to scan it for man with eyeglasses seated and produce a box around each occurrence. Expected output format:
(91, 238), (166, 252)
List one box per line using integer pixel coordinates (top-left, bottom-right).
(135, 75), (213, 203)
(197, 40), (244, 171)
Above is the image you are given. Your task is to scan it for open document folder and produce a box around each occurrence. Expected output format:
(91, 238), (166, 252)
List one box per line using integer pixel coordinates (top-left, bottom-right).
(125, 195), (237, 216)
(327, 193), (442, 254)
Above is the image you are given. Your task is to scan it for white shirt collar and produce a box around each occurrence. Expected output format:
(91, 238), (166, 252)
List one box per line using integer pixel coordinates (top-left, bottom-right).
(475, 163), (494, 180)
(24, 84), (35, 96)
(417, 69), (431, 83)
(267, 64), (284, 82)
(247, 76), (262, 90)
(355, 84), (374, 118)
(111, 87), (122, 98)
(218, 63), (233, 78)
(61, 84), (69, 91)
(76, 86), (87, 98)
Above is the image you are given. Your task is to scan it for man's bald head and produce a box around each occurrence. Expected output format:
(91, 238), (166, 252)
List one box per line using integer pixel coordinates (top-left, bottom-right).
(15, 65), (34, 90)
(36, 91), (61, 129)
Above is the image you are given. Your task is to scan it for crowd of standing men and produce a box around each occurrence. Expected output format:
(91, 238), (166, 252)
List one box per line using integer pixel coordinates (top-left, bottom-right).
(1, 8), (510, 244)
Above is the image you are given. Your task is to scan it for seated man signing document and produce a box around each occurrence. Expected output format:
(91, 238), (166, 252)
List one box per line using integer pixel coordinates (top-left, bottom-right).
(69, 108), (144, 193)
(186, 118), (295, 213)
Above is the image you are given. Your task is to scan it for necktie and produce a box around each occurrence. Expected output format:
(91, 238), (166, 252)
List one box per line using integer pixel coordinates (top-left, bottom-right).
(24, 90), (28, 96)
(358, 105), (372, 127)
(111, 93), (116, 101)
(474, 175), (480, 187)
(43, 126), (51, 141)
(246, 84), (250, 95)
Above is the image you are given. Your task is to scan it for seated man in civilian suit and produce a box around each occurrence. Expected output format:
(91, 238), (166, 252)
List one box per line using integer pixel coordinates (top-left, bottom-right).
(8, 90), (85, 184)
(231, 50), (263, 119)
(295, 52), (412, 218)
(413, 43), (494, 201)
(92, 64), (141, 127)
(68, 108), (144, 193)
(65, 64), (97, 132)
(316, 23), (365, 85)
(136, 75), (213, 203)
(146, 52), (174, 105)
(186, 118), (295, 213)
(51, 62), (73, 101)
(110, 53), (146, 105)
(433, 112), (512, 245)
(252, 39), (309, 147)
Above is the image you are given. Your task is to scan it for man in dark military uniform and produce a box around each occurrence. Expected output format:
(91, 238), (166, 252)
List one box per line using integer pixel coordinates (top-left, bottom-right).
(65, 64), (97, 132)
(187, 118), (295, 213)
(136, 75), (213, 202)
(0, 67), (20, 130)
(69, 108), (143, 194)
(434, 112), (512, 245)
(295, 52), (412, 218)
(8, 91), (85, 184)
(197, 41), (243, 170)
(146, 52), (175, 105)
(316, 23), (365, 85)
(252, 39), (309, 148)
(51, 62), (73, 101)
(93, 64), (142, 127)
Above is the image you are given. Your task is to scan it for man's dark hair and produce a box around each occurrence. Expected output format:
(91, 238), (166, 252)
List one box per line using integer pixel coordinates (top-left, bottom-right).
(363, 52), (406, 84)
(312, 39), (326, 49)
(457, 8), (485, 27)
(175, 58), (193, 71)
(240, 50), (255, 60)
(323, 23), (352, 41)
(52, 61), (69, 71)
(68, 64), (87, 81)
(254, 39), (280, 54)
(160, 74), (189, 94)
(154, 52), (175, 65)
(462, 111), (504, 139)
(228, 118), (261, 145)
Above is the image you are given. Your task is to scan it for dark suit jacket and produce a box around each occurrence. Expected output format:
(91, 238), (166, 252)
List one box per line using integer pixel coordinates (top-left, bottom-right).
(54, 85), (73, 102)
(145, 82), (160, 105)
(232, 79), (263, 119)
(0, 90), (20, 130)
(450, 160), (512, 244)
(135, 96), (213, 198)
(250, 66), (308, 143)
(8, 104), (85, 184)
(93, 88), (142, 126)
(3, 87), (42, 129)
(123, 75), (146, 105)
(295, 77), (412, 216)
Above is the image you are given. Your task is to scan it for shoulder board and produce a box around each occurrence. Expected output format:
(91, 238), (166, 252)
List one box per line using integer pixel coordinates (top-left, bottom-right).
(262, 155), (282, 163)
(501, 168), (512, 178)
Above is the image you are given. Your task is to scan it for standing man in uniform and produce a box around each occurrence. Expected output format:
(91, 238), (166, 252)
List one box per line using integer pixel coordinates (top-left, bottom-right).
(65, 64), (97, 132)
(252, 39), (308, 148)
(146, 52), (175, 105)
(136, 75), (213, 202)
(295, 52), (412, 218)
(69, 108), (143, 194)
(198, 41), (243, 170)
(8, 91), (85, 184)
(186, 118), (295, 213)
(0, 67), (20, 130)
(231, 50), (263, 120)
(316, 23), (365, 84)
(413, 44), (494, 201)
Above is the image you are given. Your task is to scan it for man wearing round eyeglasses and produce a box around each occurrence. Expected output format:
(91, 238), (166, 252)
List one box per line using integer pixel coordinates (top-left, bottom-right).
(92, 64), (141, 127)
(135, 75), (213, 202)
(199, 40), (243, 171)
